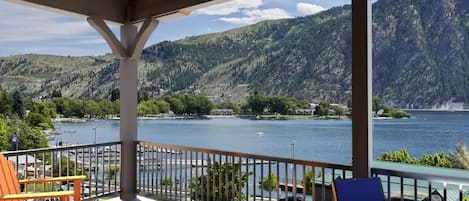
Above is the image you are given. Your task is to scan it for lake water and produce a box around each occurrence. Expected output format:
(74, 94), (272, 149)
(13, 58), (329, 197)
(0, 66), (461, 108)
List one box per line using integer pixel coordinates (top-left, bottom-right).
(55, 111), (469, 165)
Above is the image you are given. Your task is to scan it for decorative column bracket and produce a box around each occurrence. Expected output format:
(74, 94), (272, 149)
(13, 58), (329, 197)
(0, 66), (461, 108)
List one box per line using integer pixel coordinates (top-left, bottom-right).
(87, 16), (159, 59)
(87, 15), (159, 201)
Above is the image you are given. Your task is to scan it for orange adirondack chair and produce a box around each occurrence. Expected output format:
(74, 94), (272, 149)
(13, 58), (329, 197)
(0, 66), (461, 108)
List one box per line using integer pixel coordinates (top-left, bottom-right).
(0, 153), (86, 201)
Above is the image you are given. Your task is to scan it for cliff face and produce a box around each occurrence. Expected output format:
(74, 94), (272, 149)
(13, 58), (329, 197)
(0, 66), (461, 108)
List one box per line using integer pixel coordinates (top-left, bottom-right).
(0, 0), (468, 108)
(372, 0), (469, 108)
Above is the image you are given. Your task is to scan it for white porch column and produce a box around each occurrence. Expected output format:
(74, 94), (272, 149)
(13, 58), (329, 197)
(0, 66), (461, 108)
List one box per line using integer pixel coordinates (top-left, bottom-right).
(119, 23), (139, 201)
(351, 0), (372, 178)
(88, 16), (158, 201)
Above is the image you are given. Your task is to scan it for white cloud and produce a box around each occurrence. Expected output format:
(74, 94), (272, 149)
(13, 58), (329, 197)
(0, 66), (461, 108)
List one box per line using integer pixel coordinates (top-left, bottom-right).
(296, 2), (326, 15)
(0, 1), (112, 56)
(195, 0), (263, 15)
(0, 2), (100, 43)
(220, 8), (293, 25)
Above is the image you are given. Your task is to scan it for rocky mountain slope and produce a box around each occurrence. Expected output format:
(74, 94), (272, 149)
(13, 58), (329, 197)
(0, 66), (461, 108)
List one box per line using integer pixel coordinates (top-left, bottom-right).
(0, 0), (467, 109)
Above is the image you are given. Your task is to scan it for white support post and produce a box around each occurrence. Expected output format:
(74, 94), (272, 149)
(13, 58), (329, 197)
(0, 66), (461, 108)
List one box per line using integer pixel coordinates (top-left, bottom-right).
(351, 0), (372, 178)
(87, 17), (158, 201)
(119, 23), (139, 201)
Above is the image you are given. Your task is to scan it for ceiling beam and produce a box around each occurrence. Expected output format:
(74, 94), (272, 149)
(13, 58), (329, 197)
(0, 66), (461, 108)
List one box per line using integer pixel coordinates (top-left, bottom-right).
(8, 0), (228, 24)
(129, 0), (229, 23)
(8, 0), (128, 24)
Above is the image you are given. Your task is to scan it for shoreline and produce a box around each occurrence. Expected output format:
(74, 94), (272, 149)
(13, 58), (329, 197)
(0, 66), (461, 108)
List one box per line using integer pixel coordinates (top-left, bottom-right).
(53, 115), (405, 122)
(404, 109), (469, 112)
(55, 111), (466, 122)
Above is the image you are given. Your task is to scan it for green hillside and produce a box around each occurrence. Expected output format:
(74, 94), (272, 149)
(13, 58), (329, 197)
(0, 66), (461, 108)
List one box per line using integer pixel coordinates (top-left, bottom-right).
(0, 0), (467, 109)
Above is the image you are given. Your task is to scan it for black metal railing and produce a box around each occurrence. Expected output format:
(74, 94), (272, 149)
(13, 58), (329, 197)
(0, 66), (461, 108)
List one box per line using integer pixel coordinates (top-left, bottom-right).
(9, 140), (469, 201)
(372, 161), (469, 201)
(3, 141), (121, 199)
(136, 141), (353, 201)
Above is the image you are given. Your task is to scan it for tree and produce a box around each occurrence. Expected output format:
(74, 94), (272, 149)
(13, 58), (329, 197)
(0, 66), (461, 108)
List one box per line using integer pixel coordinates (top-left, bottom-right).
(419, 149), (453, 168)
(331, 105), (345, 117)
(184, 95), (198, 115)
(26, 112), (53, 129)
(240, 103), (250, 114)
(106, 166), (120, 188)
(388, 109), (411, 118)
(452, 143), (469, 169)
(161, 178), (173, 186)
(302, 169), (323, 194)
(377, 148), (419, 164)
(67, 99), (85, 118)
(247, 92), (267, 114)
(52, 97), (67, 115)
(165, 96), (185, 115)
(262, 173), (278, 192)
(314, 102), (330, 116)
(83, 99), (100, 118)
(12, 120), (48, 150)
(106, 166), (120, 180)
(0, 117), (48, 151)
(138, 91), (150, 103)
(193, 95), (213, 116)
(0, 88), (13, 115)
(0, 117), (10, 151)
(29, 101), (56, 119)
(191, 162), (251, 201)
(51, 90), (62, 98)
(154, 99), (170, 113)
(110, 89), (120, 102)
(372, 96), (383, 114)
(137, 100), (159, 116)
(98, 99), (117, 118)
(12, 91), (24, 119)
(268, 96), (290, 115)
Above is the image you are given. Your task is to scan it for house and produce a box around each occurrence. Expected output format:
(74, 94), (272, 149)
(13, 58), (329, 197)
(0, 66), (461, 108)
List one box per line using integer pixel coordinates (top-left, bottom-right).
(209, 109), (234, 115)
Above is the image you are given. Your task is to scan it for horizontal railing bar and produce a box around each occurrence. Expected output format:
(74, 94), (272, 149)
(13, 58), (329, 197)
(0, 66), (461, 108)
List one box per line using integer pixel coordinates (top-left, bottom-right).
(3, 141), (122, 156)
(372, 167), (469, 186)
(137, 141), (352, 170)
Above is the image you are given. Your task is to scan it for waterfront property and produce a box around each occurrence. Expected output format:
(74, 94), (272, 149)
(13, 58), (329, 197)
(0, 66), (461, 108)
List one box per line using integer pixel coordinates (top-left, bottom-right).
(3, 0), (469, 201)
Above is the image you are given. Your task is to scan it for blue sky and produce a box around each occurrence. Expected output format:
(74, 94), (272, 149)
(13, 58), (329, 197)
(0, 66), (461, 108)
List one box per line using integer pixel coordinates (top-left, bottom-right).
(0, 0), (352, 57)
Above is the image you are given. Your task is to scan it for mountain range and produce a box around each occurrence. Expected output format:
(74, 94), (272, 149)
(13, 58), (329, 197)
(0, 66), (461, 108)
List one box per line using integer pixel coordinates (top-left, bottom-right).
(0, 0), (467, 109)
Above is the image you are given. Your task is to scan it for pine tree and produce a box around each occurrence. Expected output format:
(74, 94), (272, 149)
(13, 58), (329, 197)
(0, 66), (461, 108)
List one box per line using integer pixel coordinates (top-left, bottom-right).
(12, 91), (24, 119)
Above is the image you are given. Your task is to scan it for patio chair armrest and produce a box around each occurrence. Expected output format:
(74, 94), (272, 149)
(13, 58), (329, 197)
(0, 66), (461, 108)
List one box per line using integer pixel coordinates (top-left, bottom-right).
(19, 175), (86, 184)
(1, 190), (74, 200)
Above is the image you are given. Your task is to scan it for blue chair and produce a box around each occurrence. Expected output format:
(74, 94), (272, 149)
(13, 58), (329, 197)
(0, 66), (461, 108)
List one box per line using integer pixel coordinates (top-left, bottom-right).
(332, 177), (384, 201)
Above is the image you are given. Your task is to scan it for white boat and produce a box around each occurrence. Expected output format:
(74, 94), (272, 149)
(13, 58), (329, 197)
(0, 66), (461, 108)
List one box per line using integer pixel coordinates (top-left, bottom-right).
(256, 131), (264, 135)
(50, 128), (63, 135)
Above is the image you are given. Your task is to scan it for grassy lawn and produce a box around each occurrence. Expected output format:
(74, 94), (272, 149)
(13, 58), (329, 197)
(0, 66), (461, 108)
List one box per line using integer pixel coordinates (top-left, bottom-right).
(25, 182), (60, 192)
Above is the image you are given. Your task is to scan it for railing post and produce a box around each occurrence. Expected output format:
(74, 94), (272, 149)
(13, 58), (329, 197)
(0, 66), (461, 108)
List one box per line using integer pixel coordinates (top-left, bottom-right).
(351, 0), (372, 178)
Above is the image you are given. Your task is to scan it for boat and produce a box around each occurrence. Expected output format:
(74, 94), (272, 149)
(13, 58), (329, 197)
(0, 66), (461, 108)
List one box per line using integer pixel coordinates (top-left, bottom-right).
(49, 128), (63, 135)
(256, 131), (264, 135)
